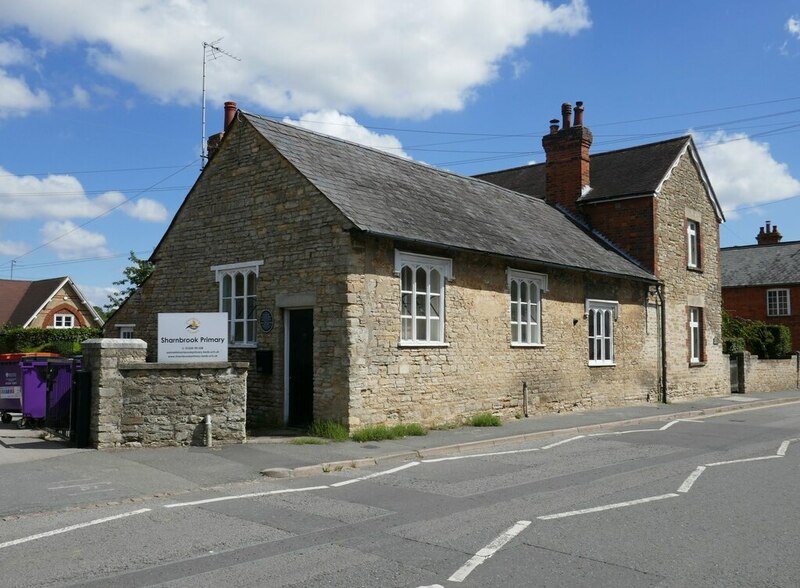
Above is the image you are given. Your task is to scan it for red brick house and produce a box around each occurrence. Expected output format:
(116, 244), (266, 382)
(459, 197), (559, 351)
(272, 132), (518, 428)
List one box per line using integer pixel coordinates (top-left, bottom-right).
(721, 223), (799, 350)
(0, 277), (104, 330)
(108, 101), (728, 430)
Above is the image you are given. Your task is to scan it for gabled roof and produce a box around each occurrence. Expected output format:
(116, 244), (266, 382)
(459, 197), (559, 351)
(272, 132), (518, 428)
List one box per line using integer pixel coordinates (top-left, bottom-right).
(242, 113), (655, 282)
(477, 136), (724, 221)
(721, 241), (800, 287)
(0, 277), (103, 327)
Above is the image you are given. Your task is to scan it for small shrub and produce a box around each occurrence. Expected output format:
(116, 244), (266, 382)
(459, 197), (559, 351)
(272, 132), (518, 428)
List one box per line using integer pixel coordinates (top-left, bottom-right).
(289, 437), (327, 445)
(308, 420), (349, 442)
(468, 412), (502, 427)
(392, 423), (428, 437)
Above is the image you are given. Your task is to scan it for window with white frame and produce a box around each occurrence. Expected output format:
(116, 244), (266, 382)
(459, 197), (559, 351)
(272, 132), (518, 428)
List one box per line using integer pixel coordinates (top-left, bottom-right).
(117, 325), (134, 339)
(395, 251), (452, 345)
(211, 260), (264, 346)
(587, 300), (618, 366)
(766, 289), (790, 316)
(509, 269), (548, 345)
(689, 306), (704, 363)
(687, 219), (700, 269)
(53, 313), (75, 328)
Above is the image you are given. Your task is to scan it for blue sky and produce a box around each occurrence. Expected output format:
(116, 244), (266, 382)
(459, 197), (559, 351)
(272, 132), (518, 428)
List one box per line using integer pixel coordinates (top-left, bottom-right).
(1, 1), (799, 308)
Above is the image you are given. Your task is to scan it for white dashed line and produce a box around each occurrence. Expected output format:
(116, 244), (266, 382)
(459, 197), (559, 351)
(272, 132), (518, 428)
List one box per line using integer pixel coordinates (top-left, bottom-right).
(448, 520), (531, 583)
(705, 455), (781, 467)
(678, 466), (706, 493)
(164, 485), (330, 508)
(540, 435), (585, 449)
(537, 494), (679, 520)
(330, 461), (420, 487)
(0, 508), (151, 551)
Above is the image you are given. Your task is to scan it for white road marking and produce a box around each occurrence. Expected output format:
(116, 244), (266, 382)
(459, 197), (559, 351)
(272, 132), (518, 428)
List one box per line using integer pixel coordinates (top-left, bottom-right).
(705, 455), (781, 467)
(0, 508), (151, 551)
(777, 439), (796, 456)
(447, 520), (531, 583)
(422, 447), (541, 464)
(164, 485), (330, 508)
(541, 435), (585, 449)
(48, 482), (112, 491)
(659, 419), (703, 430)
(678, 466), (706, 493)
(330, 461), (420, 487)
(537, 493), (679, 520)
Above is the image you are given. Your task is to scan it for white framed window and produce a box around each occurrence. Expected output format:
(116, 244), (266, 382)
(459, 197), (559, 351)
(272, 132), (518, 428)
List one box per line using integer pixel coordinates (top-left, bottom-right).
(509, 269), (548, 346)
(687, 219), (700, 269)
(586, 299), (618, 366)
(395, 251), (452, 345)
(689, 307), (703, 364)
(766, 289), (790, 316)
(211, 260), (264, 347)
(117, 325), (134, 339)
(53, 313), (74, 328)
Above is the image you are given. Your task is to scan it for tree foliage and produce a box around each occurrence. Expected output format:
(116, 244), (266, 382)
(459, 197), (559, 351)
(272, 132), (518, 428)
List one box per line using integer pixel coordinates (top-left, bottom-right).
(104, 251), (155, 314)
(722, 311), (793, 359)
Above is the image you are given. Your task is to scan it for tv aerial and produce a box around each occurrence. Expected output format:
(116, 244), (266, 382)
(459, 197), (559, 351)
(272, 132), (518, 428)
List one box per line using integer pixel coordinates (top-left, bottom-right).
(201, 39), (241, 169)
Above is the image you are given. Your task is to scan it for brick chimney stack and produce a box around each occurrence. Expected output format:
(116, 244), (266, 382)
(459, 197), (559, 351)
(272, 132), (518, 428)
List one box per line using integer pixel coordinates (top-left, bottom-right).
(756, 221), (783, 245)
(542, 101), (593, 214)
(207, 101), (238, 162)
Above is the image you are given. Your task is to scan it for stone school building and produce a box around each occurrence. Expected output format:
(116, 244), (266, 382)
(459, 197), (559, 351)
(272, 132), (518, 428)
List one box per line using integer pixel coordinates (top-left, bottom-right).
(108, 101), (728, 430)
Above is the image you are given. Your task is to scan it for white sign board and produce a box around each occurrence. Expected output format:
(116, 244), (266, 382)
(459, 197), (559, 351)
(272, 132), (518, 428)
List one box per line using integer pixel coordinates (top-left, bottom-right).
(158, 313), (228, 363)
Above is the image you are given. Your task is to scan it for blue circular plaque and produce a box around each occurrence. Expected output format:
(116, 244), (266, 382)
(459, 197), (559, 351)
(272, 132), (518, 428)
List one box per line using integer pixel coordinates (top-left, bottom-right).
(259, 310), (274, 333)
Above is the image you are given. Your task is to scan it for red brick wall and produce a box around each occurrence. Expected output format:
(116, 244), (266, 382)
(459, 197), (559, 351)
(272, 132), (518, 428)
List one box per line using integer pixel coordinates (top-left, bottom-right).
(723, 285), (800, 350)
(583, 197), (657, 273)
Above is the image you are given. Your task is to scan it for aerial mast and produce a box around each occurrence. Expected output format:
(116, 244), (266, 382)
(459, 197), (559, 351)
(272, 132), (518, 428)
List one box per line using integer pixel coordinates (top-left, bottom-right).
(201, 39), (240, 169)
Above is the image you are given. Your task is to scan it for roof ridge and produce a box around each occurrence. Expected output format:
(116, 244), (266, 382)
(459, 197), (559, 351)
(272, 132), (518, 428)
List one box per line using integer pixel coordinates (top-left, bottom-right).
(721, 239), (800, 250)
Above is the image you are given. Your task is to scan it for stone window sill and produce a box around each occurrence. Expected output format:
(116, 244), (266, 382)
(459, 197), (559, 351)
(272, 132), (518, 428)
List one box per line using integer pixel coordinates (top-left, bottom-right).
(687, 266), (704, 274)
(511, 343), (545, 348)
(689, 361), (706, 368)
(398, 342), (450, 348)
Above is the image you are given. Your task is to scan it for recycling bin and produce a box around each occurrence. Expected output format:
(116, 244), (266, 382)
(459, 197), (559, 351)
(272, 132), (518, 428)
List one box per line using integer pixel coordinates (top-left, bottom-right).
(0, 360), (22, 424)
(19, 359), (48, 427)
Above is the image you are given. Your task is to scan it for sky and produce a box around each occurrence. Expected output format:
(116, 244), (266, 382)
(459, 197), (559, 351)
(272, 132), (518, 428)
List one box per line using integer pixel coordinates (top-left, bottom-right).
(1, 1), (799, 309)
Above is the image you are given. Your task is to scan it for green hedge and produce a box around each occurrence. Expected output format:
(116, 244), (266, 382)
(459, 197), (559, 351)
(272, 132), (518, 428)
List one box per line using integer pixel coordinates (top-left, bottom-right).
(0, 326), (101, 356)
(722, 312), (792, 359)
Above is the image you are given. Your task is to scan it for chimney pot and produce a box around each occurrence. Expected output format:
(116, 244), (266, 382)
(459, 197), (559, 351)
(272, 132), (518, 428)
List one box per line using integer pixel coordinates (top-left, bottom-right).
(574, 101), (584, 126)
(549, 119), (560, 135)
(224, 101), (237, 131)
(561, 103), (572, 129)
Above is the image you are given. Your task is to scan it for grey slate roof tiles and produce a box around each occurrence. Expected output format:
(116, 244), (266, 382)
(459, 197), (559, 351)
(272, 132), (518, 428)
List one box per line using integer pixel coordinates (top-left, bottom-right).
(721, 241), (800, 287)
(475, 136), (691, 202)
(244, 113), (655, 282)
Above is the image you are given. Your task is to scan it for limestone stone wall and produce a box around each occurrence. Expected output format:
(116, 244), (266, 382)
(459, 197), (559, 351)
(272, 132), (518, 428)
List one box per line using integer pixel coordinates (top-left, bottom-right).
(655, 151), (728, 399)
(735, 351), (800, 394)
(346, 236), (660, 428)
(82, 338), (248, 448)
(109, 117), (355, 428)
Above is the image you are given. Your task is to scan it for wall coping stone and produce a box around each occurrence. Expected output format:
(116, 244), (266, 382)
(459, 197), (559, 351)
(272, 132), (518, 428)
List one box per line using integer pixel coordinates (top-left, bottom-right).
(118, 361), (250, 371)
(83, 338), (147, 350)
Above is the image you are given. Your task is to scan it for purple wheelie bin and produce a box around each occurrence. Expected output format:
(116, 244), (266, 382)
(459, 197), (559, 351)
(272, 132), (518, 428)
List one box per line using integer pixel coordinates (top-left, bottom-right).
(0, 360), (22, 424)
(19, 359), (48, 428)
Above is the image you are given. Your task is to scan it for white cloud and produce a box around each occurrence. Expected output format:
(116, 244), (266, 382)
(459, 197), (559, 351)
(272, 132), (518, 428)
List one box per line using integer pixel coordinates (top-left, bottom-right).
(283, 110), (409, 157)
(68, 84), (91, 108)
(0, 238), (27, 256)
(788, 16), (800, 39)
(77, 284), (117, 308)
(695, 130), (800, 219)
(0, 68), (51, 118)
(40, 220), (110, 259)
(0, 39), (32, 66)
(0, 0), (591, 118)
(0, 167), (167, 223)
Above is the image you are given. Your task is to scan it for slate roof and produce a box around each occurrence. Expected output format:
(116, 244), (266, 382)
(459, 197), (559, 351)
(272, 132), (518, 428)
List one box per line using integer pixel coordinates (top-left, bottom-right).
(721, 241), (800, 287)
(0, 278), (68, 326)
(477, 136), (722, 218)
(244, 113), (655, 282)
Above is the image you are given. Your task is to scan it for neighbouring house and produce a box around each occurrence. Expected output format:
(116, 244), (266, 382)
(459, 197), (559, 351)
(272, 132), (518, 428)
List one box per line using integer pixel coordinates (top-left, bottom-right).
(721, 222), (799, 350)
(107, 100), (728, 430)
(0, 276), (104, 331)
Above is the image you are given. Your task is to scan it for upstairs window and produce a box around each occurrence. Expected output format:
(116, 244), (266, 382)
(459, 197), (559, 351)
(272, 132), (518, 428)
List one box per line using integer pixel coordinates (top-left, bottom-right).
(509, 269), (548, 345)
(117, 325), (134, 339)
(587, 300), (618, 366)
(211, 260), (264, 346)
(395, 251), (452, 345)
(687, 219), (700, 269)
(53, 313), (74, 328)
(767, 289), (790, 316)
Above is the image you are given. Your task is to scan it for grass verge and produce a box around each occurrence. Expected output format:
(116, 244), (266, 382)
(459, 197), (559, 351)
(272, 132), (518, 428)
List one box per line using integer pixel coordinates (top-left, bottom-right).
(468, 412), (502, 427)
(351, 422), (428, 443)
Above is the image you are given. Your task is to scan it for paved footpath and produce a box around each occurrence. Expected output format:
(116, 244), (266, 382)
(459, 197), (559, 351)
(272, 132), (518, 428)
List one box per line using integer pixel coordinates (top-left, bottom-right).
(1, 390), (799, 517)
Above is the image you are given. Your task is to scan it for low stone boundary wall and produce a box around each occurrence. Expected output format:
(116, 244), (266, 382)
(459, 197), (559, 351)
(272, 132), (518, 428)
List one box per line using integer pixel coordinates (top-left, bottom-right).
(82, 339), (248, 448)
(732, 351), (800, 394)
